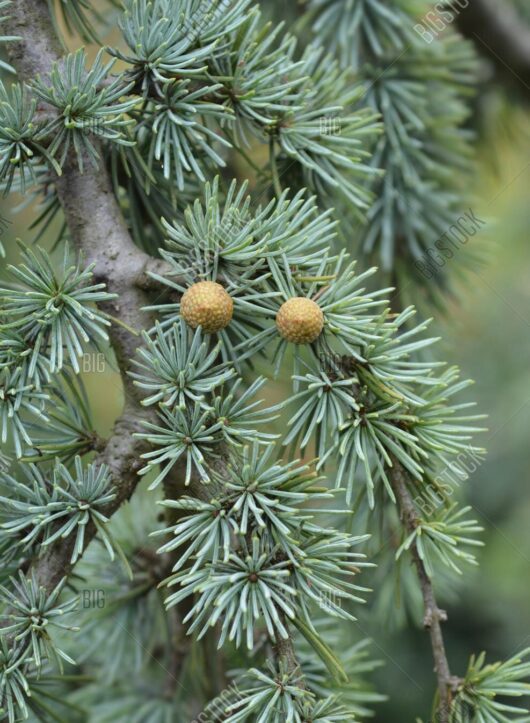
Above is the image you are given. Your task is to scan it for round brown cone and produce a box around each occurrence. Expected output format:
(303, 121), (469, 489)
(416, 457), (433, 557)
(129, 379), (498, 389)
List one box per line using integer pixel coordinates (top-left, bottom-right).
(180, 281), (234, 333)
(276, 297), (324, 344)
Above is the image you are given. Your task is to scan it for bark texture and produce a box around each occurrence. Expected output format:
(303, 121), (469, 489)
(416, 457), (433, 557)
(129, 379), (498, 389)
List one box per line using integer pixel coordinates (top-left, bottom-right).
(5, 0), (163, 591)
(4, 0), (304, 687)
(389, 460), (460, 723)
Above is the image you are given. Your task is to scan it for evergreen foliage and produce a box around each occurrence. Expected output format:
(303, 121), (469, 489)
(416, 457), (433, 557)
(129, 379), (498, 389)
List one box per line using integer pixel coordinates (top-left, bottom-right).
(302, 0), (478, 299)
(32, 49), (137, 171)
(0, 0), (528, 722)
(0, 243), (115, 375)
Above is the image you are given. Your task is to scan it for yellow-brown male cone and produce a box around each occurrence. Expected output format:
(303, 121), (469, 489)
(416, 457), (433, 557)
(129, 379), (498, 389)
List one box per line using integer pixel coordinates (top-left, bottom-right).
(180, 281), (234, 333)
(276, 296), (324, 344)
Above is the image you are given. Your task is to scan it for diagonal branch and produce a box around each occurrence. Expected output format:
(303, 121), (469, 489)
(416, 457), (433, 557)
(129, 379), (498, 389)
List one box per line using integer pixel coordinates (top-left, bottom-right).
(274, 614), (306, 685)
(389, 459), (459, 723)
(452, 0), (530, 97)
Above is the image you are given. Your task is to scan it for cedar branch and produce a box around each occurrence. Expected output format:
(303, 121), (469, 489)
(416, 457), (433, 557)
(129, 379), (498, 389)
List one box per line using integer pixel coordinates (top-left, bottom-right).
(389, 459), (460, 723)
(5, 0), (160, 592)
(4, 0), (304, 688)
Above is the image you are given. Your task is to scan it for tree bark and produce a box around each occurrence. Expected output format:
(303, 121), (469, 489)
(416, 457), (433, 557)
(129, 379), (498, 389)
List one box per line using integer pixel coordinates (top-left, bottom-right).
(4, 0), (166, 592)
(4, 0), (305, 689)
(389, 460), (459, 722)
(4, 0), (306, 693)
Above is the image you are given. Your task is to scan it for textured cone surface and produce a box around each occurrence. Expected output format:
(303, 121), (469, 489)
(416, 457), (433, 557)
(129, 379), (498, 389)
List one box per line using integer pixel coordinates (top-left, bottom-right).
(276, 297), (324, 344)
(180, 281), (234, 333)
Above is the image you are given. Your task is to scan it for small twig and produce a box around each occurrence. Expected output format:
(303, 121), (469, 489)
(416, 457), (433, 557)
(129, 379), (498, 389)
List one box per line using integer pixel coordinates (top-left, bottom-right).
(388, 459), (460, 722)
(273, 613), (306, 689)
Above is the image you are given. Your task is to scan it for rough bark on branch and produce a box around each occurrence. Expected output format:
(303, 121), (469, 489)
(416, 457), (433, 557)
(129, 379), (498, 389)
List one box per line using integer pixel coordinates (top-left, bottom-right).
(389, 460), (459, 723)
(5, 0), (304, 685)
(5, 0), (161, 592)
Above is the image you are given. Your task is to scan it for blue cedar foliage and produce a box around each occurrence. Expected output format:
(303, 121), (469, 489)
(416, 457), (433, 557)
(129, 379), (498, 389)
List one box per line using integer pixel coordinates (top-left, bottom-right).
(0, 1), (528, 723)
(304, 0), (479, 297)
(0, 184), (494, 720)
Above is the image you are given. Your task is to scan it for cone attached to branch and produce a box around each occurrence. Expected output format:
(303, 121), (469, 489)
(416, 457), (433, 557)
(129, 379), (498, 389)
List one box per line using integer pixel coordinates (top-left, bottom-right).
(276, 297), (324, 344)
(181, 281), (234, 333)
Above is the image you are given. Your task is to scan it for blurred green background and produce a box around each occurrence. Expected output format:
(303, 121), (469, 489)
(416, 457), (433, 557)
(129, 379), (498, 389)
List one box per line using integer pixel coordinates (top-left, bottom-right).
(1, 4), (530, 720)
